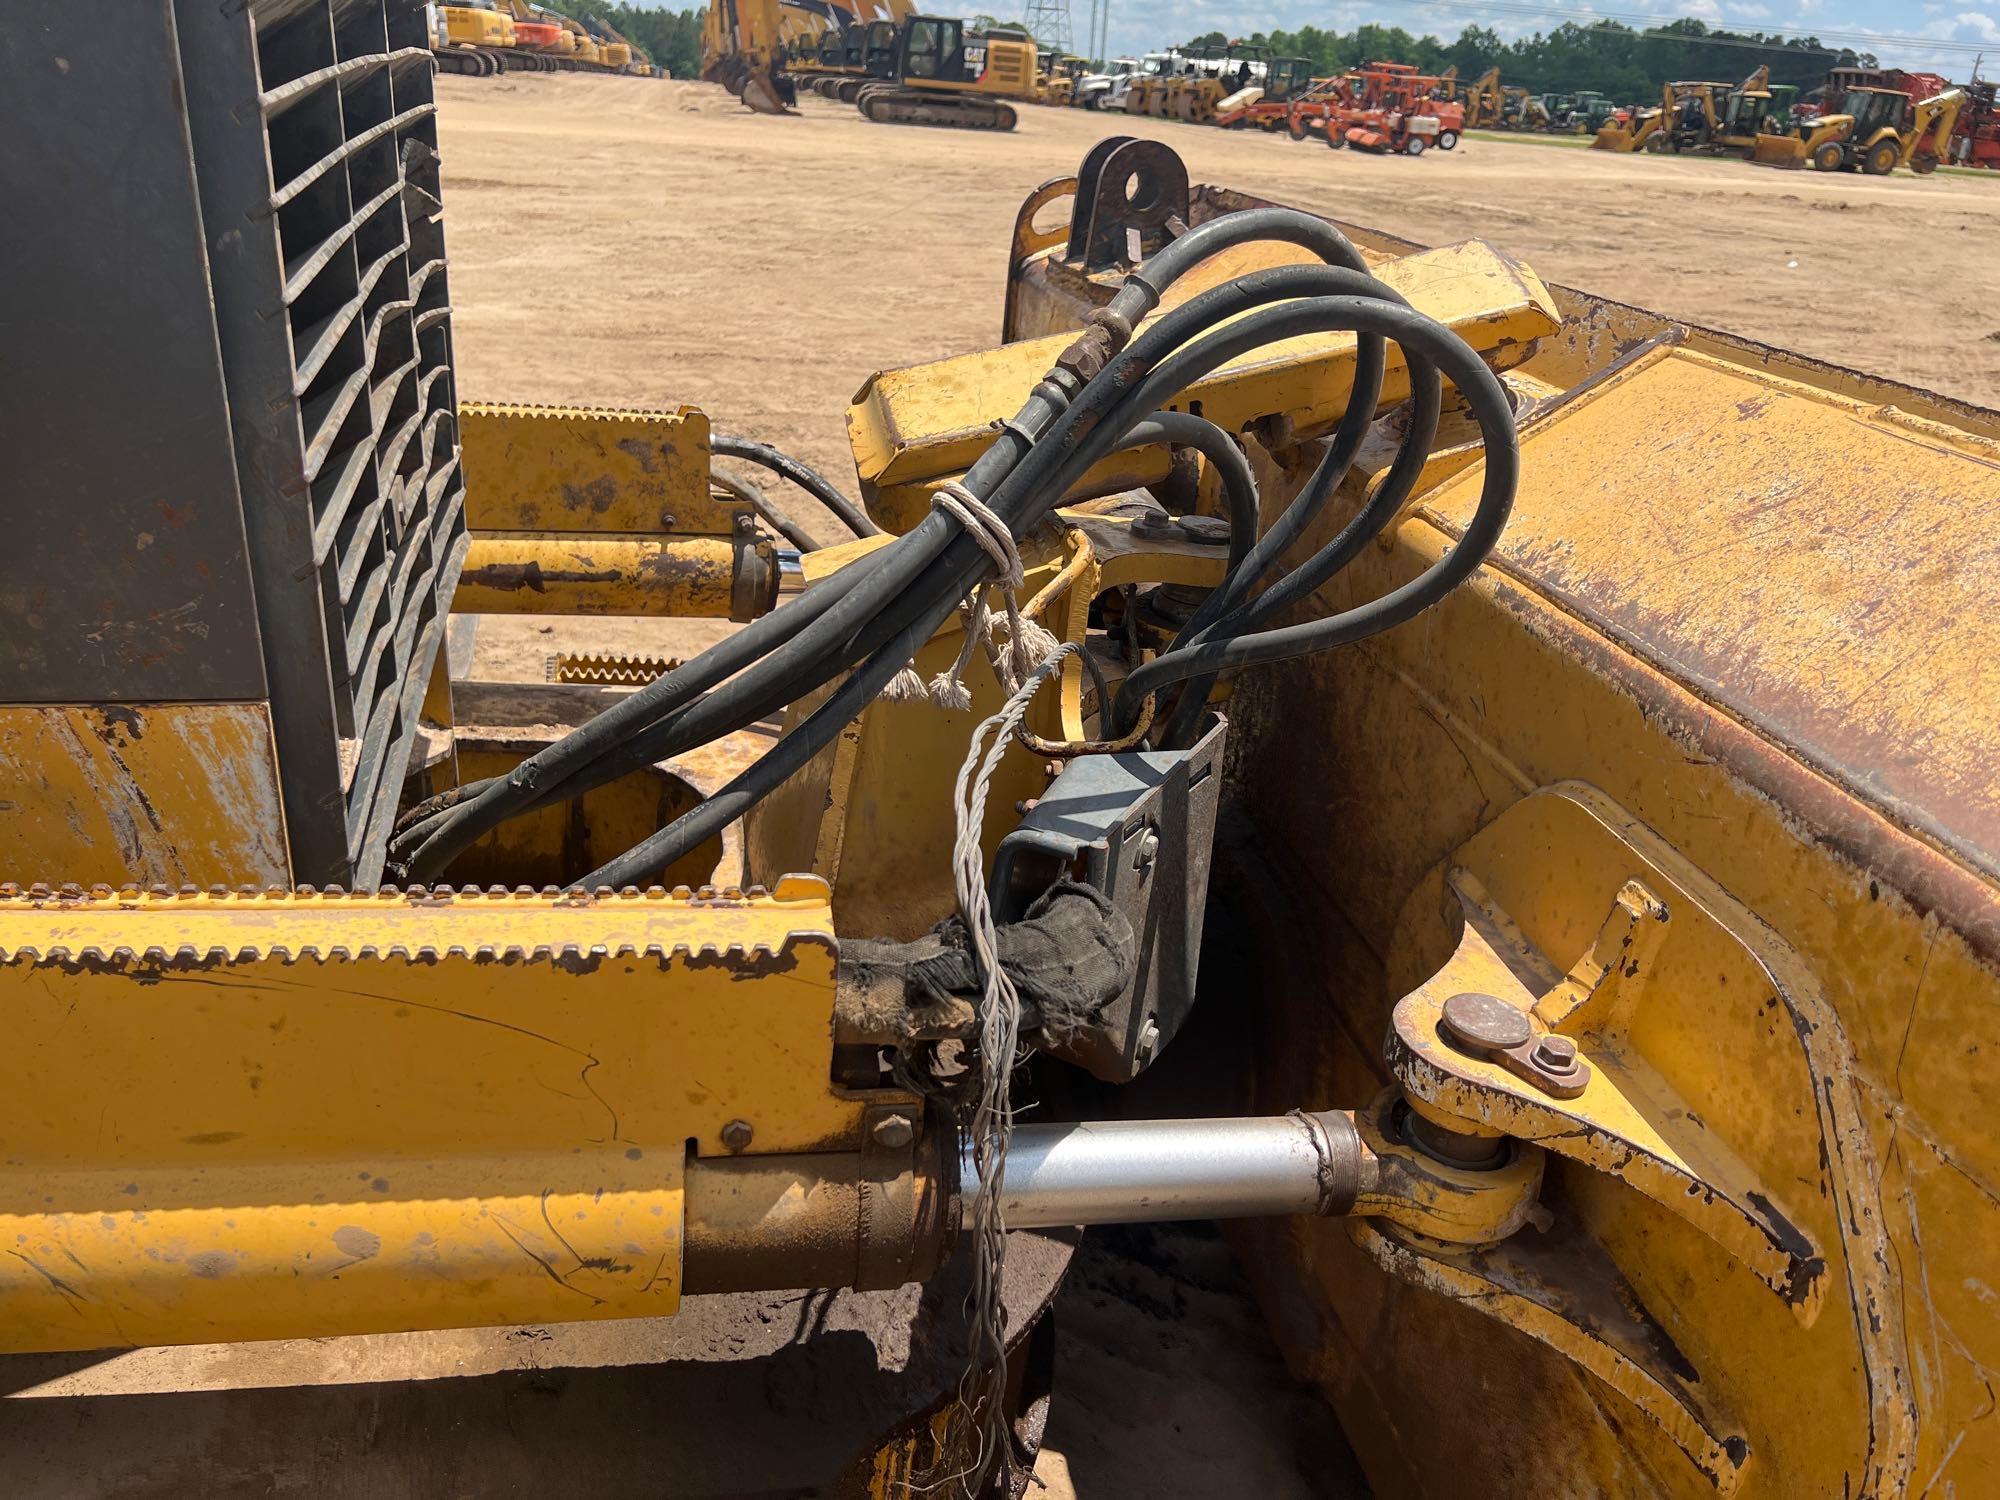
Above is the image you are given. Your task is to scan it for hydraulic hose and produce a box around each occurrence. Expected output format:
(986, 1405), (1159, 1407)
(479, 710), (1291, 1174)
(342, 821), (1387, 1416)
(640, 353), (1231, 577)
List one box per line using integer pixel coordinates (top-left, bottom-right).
(396, 205), (1514, 891)
(1111, 297), (1518, 735)
(1120, 412), (1258, 566)
(710, 467), (820, 552)
(569, 284), (1432, 888)
(712, 433), (883, 539)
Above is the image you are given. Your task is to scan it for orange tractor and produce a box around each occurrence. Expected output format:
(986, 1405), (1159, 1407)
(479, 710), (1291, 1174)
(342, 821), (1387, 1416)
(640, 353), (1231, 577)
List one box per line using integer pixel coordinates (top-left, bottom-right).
(1282, 70), (1364, 141)
(1336, 63), (1464, 153)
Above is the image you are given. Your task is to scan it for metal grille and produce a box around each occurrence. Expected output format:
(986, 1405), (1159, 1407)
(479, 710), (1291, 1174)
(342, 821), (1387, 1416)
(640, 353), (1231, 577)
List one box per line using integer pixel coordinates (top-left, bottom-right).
(179, 0), (469, 885)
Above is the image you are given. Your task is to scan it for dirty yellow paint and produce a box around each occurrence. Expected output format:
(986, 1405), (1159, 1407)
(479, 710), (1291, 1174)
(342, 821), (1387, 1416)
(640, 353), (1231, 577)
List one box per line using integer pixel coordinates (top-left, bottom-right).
(0, 703), (288, 888)
(458, 402), (741, 536)
(848, 239), (1561, 521)
(0, 880), (858, 1352)
(1222, 424), (1998, 1496)
(1428, 346), (2000, 880)
(455, 533), (745, 617)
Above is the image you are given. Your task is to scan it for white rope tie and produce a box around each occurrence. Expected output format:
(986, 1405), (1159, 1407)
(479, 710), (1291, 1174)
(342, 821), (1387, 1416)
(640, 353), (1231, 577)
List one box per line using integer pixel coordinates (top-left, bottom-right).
(931, 481), (1059, 702)
(876, 481), (1061, 710)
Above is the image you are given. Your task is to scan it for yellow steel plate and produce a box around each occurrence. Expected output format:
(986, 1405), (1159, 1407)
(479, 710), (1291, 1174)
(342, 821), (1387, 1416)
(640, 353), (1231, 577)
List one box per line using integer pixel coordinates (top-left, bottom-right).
(459, 402), (738, 536)
(849, 239), (1561, 492)
(1422, 347), (2000, 881)
(0, 703), (288, 888)
(0, 880), (854, 1352)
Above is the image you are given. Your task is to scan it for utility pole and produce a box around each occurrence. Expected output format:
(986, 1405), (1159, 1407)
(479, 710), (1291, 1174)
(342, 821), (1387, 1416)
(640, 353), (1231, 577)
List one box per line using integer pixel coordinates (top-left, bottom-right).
(1021, 0), (1071, 58)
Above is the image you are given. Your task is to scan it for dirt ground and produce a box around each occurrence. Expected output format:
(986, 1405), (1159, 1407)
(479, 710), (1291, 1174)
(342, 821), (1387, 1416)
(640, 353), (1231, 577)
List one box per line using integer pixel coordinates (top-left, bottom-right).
(437, 73), (2000, 548)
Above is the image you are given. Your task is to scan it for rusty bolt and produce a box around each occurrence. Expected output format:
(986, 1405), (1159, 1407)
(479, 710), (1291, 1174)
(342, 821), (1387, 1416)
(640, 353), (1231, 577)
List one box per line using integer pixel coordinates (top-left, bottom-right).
(659, 510), (678, 531)
(1533, 1034), (1580, 1074)
(1132, 829), (1160, 871)
(1440, 992), (1533, 1055)
(871, 1114), (915, 1150)
(720, 1119), (754, 1153)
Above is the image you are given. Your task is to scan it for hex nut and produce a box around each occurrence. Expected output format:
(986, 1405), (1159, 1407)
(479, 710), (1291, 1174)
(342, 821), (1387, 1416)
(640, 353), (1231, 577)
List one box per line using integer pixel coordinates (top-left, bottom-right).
(720, 1119), (754, 1152)
(1532, 1034), (1580, 1073)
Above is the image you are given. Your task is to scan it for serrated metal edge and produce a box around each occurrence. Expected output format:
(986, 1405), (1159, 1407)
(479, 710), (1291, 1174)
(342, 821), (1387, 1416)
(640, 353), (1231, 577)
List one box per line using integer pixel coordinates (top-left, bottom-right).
(458, 399), (706, 426)
(0, 930), (840, 969)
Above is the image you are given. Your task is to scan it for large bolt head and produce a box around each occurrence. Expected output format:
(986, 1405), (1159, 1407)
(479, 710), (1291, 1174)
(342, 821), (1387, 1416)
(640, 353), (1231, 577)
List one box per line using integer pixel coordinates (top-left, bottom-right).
(720, 1118), (754, 1152)
(871, 1113), (915, 1150)
(1440, 992), (1533, 1053)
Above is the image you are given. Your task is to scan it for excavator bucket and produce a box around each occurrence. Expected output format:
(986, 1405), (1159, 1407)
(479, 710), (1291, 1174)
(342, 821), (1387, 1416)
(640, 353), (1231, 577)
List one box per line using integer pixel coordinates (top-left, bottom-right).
(1753, 132), (1808, 167)
(741, 70), (793, 114)
(1590, 120), (1634, 149)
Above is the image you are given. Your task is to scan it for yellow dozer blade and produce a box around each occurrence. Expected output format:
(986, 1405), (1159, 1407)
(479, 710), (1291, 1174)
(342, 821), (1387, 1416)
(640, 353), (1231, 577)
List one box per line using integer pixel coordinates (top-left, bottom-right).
(1752, 131), (1808, 168)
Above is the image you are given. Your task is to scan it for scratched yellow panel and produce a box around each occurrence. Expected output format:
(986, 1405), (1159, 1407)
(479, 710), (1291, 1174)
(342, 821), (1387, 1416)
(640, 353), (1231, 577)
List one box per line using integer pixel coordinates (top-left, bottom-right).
(0, 703), (288, 888)
(1422, 348), (2000, 881)
(0, 881), (854, 1351)
(458, 402), (739, 536)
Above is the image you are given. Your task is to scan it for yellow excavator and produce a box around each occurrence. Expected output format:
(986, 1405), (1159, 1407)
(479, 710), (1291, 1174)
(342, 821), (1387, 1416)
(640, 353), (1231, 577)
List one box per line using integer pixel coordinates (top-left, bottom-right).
(432, 0), (517, 74)
(853, 15), (1036, 129)
(1754, 84), (1965, 173)
(15, 8), (2000, 1498)
(701, 0), (796, 111)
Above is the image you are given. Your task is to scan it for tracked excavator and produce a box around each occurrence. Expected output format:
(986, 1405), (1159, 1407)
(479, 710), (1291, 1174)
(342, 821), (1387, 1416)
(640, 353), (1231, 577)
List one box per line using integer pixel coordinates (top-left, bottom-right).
(432, 0), (517, 74)
(854, 15), (1035, 130)
(13, 7), (2000, 1496)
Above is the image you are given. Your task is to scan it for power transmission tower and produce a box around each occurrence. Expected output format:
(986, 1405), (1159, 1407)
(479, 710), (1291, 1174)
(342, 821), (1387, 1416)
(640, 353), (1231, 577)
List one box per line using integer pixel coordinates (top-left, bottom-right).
(1021, 0), (1071, 58)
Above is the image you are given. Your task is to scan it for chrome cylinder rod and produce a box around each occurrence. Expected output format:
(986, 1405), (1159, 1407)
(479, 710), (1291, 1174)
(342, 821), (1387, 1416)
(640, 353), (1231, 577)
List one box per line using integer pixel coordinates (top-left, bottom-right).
(962, 1111), (1365, 1228)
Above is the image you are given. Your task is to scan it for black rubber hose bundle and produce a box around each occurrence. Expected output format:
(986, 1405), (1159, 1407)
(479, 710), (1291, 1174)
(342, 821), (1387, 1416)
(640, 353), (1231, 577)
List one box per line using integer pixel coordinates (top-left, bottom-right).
(386, 207), (1518, 889)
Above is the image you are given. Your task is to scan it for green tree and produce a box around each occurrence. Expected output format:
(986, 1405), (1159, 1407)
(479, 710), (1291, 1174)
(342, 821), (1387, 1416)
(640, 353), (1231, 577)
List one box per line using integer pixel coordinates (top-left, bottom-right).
(1177, 14), (1878, 106)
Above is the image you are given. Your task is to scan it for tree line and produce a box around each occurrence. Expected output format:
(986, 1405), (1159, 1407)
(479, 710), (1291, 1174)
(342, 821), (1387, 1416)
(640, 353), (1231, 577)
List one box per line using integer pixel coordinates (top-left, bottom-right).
(1184, 19), (1885, 102)
(539, 0), (705, 79)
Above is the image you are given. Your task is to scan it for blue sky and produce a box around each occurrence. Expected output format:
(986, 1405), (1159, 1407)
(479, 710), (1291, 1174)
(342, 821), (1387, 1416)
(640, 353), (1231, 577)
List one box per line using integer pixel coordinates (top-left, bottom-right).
(1064, 0), (2000, 78)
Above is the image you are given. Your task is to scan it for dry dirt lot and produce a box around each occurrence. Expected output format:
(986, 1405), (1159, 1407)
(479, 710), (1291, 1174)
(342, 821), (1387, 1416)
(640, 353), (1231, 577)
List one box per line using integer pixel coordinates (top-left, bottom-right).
(437, 72), (2000, 547)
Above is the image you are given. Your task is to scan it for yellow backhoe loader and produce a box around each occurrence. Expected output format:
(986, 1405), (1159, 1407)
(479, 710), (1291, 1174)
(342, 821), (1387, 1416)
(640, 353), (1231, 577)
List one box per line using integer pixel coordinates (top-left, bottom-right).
(1592, 78), (1720, 151)
(1460, 65), (1503, 128)
(12, 8), (2000, 1498)
(853, 14), (1035, 129)
(1754, 84), (1965, 174)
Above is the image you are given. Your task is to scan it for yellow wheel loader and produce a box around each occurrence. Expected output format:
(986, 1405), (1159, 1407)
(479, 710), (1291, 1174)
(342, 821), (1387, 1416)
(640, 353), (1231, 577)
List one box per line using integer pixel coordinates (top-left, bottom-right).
(1754, 84), (1966, 174)
(12, 7), (2000, 1497)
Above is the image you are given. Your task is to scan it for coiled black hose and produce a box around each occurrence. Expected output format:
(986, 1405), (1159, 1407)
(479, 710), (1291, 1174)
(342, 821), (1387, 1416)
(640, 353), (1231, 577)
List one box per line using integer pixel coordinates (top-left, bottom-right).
(391, 206), (1518, 889)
